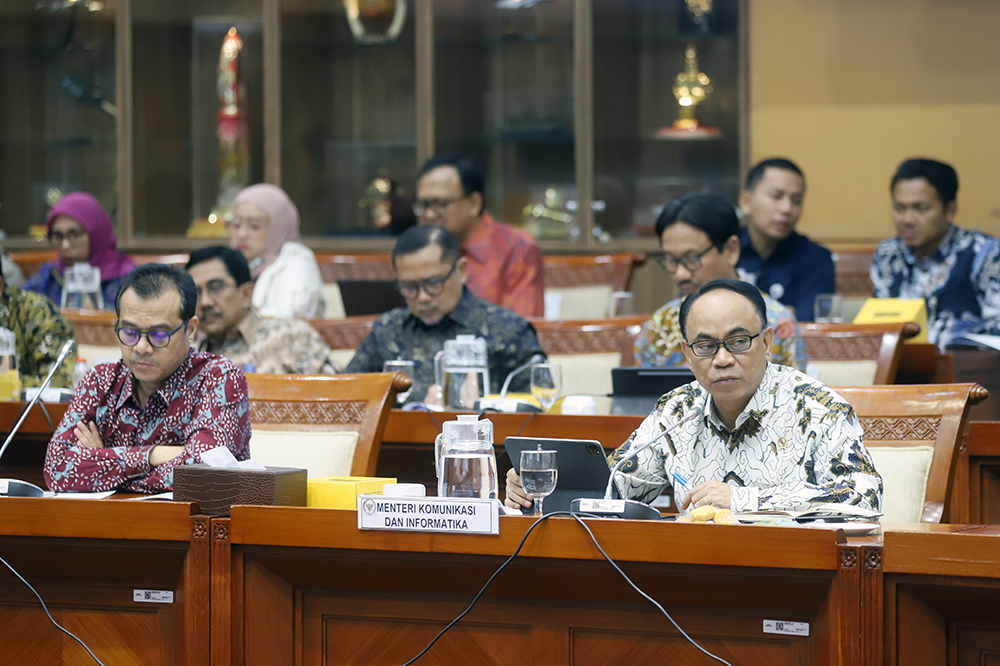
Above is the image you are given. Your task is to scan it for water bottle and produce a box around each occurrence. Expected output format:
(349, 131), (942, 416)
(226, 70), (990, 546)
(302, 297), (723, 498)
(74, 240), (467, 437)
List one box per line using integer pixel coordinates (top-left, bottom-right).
(71, 357), (89, 390)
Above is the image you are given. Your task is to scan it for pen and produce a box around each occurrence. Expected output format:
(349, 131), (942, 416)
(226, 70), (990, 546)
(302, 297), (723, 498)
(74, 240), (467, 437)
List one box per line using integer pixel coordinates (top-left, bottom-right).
(672, 470), (690, 512)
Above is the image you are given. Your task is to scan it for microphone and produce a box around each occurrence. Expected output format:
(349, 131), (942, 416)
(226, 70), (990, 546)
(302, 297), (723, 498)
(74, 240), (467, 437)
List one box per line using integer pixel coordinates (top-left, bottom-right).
(476, 353), (547, 414)
(0, 339), (77, 497)
(499, 353), (547, 398)
(570, 405), (703, 520)
(604, 406), (703, 500)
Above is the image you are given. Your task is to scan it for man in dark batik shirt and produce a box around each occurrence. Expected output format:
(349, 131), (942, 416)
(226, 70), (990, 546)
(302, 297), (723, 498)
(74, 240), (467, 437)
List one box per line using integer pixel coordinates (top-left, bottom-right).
(346, 225), (545, 404)
(871, 158), (1000, 345)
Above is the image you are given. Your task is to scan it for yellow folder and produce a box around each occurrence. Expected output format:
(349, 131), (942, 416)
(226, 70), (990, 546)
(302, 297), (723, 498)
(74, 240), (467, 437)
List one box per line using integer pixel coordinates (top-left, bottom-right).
(852, 298), (928, 343)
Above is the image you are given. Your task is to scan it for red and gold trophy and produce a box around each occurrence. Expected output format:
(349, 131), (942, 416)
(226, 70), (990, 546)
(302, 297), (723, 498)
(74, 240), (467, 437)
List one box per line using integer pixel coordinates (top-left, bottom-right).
(656, 44), (720, 139)
(189, 27), (249, 238)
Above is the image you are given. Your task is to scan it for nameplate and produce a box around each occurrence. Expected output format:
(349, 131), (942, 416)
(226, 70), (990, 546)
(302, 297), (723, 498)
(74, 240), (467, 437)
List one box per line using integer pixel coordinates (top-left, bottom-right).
(357, 495), (500, 535)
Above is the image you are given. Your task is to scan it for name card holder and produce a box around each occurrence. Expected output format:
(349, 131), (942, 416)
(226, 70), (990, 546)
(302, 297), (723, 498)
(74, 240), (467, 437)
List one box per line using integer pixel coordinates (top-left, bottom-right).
(358, 495), (500, 535)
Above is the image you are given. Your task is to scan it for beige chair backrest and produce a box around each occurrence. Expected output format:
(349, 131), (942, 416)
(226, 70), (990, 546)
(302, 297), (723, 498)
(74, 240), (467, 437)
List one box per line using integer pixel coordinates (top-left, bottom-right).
(542, 253), (645, 321)
(531, 316), (646, 396)
(244, 372), (409, 479)
(800, 322), (916, 385)
(309, 316), (375, 368)
(61, 308), (121, 368)
(837, 383), (988, 523)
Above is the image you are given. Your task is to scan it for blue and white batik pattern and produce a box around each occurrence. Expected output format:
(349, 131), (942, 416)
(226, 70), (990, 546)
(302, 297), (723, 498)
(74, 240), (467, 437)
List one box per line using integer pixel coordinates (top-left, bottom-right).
(871, 225), (1000, 344)
(607, 363), (882, 513)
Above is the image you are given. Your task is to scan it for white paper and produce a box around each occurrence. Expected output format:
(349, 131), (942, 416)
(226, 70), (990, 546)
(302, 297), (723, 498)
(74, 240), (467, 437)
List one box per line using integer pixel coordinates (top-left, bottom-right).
(50, 491), (116, 500)
(200, 446), (240, 469)
(237, 459), (267, 471)
(125, 492), (174, 501)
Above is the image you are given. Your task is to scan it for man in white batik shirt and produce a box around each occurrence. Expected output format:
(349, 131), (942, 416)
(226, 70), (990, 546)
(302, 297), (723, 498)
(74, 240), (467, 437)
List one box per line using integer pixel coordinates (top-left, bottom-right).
(505, 278), (883, 514)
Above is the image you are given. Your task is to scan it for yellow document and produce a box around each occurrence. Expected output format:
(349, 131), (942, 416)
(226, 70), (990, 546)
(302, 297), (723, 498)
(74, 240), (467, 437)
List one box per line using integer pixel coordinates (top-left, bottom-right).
(307, 476), (396, 508)
(852, 298), (928, 343)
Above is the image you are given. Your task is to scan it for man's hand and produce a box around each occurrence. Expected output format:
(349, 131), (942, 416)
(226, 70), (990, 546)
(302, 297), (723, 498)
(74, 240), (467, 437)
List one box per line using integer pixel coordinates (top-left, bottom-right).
(149, 445), (185, 467)
(504, 467), (532, 509)
(74, 421), (104, 449)
(682, 480), (732, 510)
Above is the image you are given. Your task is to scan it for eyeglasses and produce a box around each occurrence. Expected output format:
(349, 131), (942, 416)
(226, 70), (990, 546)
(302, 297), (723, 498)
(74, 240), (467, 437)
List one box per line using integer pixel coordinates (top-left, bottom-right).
(115, 320), (189, 349)
(656, 245), (715, 273)
(412, 197), (465, 217)
(227, 216), (267, 234)
(396, 261), (458, 299)
(49, 229), (87, 245)
(196, 278), (237, 299)
(687, 330), (763, 358)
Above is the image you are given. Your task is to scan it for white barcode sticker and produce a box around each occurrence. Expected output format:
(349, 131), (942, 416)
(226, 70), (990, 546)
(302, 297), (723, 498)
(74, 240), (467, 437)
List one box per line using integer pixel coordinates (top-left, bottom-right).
(763, 619), (809, 636)
(133, 590), (174, 604)
(0, 480), (8, 494)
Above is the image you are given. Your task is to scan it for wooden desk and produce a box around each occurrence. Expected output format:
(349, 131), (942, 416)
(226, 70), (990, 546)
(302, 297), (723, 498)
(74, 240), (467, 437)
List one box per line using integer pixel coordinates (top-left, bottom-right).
(0, 498), (210, 665)
(0, 402), (68, 488)
(216, 506), (866, 665)
(377, 410), (644, 492)
(967, 421), (1000, 523)
(881, 523), (1000, 666)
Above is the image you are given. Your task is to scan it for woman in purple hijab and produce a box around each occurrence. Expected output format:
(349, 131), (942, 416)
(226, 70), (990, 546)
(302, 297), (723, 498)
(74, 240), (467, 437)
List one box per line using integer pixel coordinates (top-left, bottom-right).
(24, 192), (137, 310)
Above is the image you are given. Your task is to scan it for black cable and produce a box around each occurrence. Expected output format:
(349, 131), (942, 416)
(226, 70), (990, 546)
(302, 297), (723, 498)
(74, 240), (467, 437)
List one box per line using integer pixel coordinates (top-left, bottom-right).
(0, 555), (107, 666)
(421, 405), (442, 433)
(400, 511), (734, 666)
(513, 411), (536, 437)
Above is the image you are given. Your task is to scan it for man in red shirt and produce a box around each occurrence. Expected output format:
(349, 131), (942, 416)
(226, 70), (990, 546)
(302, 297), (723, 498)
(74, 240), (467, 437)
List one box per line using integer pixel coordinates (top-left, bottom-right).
(43, 264), (251, 493)
(415, 154), (544, 318)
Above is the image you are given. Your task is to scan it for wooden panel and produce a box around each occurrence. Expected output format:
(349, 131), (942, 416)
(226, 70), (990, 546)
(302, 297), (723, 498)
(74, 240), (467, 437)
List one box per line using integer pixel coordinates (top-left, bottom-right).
(225, 509), (851, 666)
(0, 607), (159, 665)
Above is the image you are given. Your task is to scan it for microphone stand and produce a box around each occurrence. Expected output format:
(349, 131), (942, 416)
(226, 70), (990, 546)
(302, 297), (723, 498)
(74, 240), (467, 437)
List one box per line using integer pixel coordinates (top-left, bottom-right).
(571, 406), (703, 520)
(0, 340), (76, 465)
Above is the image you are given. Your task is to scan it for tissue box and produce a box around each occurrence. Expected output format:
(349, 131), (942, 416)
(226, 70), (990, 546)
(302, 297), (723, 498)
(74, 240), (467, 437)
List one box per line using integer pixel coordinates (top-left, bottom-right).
(307, 476), (397, 508)
(173, 464), (307, 516)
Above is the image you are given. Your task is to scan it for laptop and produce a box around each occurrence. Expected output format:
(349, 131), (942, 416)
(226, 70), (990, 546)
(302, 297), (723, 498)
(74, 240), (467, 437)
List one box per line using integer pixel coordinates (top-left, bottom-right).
(504, 436), (613, 515)
(338, 280), (407, 317)
(610, 367), (696, 416)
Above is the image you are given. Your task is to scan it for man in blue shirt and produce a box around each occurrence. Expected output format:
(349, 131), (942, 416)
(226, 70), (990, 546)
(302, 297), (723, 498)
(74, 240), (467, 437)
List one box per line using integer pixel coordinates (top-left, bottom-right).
(737, 158), (835, 321)
(871, 158), (1000, 344)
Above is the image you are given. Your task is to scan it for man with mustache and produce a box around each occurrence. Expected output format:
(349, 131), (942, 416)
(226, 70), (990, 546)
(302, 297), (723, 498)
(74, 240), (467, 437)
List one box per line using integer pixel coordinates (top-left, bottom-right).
(634, 193), (806, 370)
(186, 246), (339, 374)
(44, 264), (251, 493)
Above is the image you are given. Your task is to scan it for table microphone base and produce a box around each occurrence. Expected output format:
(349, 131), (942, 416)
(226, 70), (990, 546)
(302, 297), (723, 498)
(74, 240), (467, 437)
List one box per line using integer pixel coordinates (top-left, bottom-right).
(570, 497), (662, 520)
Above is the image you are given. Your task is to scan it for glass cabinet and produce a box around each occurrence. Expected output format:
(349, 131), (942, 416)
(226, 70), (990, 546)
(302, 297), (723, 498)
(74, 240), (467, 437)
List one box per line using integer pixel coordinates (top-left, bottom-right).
(0, 0), (117, 238)
(0, 0), (744, 250)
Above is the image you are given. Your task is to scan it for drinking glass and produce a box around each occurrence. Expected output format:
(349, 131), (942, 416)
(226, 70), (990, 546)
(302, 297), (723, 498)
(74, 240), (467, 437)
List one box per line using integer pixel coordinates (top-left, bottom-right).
(607, 291), (637, 317)
(814, 294), (845, 323)
(383, 359), (415, 404)
(530, 363), (562, 412)
(520, 448), (557, 517)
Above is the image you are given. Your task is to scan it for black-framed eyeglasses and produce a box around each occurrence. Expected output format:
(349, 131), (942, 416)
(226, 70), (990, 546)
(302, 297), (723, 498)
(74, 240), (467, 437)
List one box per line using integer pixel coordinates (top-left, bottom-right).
(395, 261), (458, 299)
(115, 320), (189, 349)
(687, 330), (763, 358)
(656, 245), (715, 273)
(412, 197), (466, 217)
(49, 229), (87, 245)
(196, 278), (237, 299)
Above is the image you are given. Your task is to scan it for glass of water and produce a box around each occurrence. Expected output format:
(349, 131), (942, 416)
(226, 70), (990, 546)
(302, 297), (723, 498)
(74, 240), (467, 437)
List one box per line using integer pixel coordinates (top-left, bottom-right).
(383, 359), (415, 405)
(520, 448), (557, 517)
(814, 294), (845, 323)
(530, 363), (562, 412)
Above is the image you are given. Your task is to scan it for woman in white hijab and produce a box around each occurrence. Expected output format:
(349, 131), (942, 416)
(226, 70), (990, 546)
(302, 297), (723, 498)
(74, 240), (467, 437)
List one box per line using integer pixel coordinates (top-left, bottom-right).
(228, 184), (325, 318)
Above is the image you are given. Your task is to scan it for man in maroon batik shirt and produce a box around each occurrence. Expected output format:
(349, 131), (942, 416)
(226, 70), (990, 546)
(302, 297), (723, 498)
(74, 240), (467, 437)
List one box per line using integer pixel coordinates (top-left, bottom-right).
(44, 264), (251, 493)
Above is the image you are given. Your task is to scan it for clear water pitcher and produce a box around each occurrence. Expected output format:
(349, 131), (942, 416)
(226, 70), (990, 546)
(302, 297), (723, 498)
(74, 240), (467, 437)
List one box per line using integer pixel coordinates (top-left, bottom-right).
(433, 335), (490, 411)
(436, 414), (497, 500)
